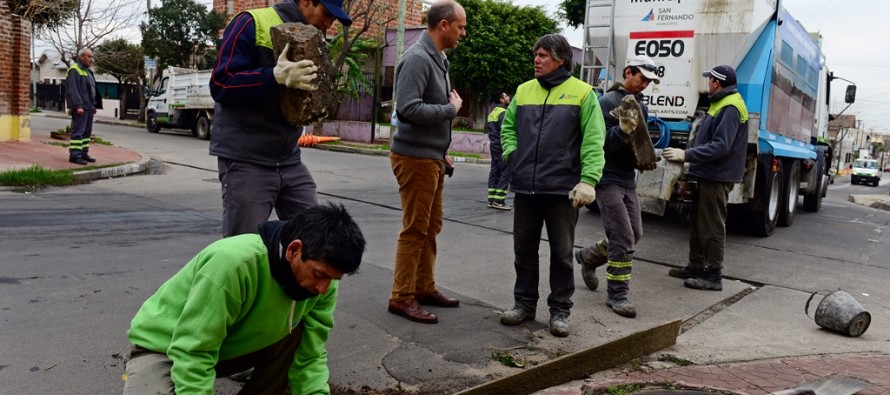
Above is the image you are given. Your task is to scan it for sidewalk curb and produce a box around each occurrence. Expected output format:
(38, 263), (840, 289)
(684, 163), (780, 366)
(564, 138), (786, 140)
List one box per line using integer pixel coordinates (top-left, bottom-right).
(312, 143), (492, 165)
(37, 111), (143, 129)
(73, 153), (154, 183)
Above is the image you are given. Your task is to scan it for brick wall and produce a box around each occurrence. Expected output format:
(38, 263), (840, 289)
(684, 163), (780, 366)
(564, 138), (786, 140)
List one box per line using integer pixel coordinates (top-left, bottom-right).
(213, 0), (425, 42)
(0, 0), (32, 141)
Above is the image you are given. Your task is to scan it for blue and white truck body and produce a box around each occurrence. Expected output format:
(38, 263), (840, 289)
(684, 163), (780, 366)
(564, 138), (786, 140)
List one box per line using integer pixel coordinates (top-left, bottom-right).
(582, 0), (853, 236)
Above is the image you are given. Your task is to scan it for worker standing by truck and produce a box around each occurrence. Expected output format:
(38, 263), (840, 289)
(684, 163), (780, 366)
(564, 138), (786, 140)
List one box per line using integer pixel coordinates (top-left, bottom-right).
(208, 0), (353, 237)
(575, 55), (660, 318)
(664, 65), (748, 292)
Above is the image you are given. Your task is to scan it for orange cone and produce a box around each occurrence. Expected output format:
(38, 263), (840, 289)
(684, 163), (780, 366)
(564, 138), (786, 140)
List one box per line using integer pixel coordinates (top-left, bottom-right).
(298, 134), (341, 147)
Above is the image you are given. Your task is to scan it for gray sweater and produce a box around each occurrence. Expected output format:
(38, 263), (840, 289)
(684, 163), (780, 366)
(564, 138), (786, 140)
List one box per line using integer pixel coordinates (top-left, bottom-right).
(391, 31), (457, 160)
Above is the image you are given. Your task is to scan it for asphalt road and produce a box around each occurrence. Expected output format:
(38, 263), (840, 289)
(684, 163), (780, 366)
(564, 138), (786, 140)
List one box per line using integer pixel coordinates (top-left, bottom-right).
(1, 117), (888, 394)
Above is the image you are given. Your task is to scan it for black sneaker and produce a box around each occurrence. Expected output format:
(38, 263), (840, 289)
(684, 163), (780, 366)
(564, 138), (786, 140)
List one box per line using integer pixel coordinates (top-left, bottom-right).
(69, 157), (88, 165)
(83, 155), (96, 163)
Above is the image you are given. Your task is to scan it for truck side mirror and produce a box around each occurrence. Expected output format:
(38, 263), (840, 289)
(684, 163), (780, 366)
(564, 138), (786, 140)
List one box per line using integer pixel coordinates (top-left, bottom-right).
(845, 85), (856, 104)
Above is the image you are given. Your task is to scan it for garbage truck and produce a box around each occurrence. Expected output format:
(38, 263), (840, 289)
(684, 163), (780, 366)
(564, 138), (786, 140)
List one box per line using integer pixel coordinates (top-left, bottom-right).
(581, 0), (856, 236)
(144, 67), (214, 140)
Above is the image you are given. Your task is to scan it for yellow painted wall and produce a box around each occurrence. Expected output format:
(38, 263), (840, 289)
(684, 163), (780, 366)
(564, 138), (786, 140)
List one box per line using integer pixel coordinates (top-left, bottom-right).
(0, 115), (31, 142)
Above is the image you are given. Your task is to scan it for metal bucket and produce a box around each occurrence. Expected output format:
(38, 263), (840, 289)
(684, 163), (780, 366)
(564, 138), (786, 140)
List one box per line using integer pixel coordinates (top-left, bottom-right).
(805, 290), (871, 337)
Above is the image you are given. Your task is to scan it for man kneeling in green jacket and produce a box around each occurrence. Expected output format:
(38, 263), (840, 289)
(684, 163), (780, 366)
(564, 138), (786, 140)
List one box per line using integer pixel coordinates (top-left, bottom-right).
(123, 203), (366, 395)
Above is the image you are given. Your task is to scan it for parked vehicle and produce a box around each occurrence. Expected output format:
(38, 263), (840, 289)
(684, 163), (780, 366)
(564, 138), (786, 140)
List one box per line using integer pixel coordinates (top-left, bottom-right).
(851, 159), (881, 186)
(145, 67), (214, 140)
(581, 0), (855, 236)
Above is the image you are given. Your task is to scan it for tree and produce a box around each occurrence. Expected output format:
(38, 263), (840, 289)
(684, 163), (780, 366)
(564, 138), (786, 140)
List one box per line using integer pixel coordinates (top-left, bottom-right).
(450, 0), (559, 128)
(94, 38), (145, 120)
(36, 0), (142, 66)
(140, 0), (226, 70)
(7, 0), (78, 30)
(327, 26), (377, 109)
(557, 0), (585, 29)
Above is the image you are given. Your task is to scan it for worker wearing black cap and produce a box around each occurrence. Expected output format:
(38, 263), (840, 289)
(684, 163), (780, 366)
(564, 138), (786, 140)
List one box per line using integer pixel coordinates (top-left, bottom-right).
(663, 64), (749, 292)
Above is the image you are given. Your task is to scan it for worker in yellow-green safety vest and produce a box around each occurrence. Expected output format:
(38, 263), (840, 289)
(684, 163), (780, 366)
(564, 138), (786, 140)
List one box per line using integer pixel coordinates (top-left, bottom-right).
(65, 48), (102, 165)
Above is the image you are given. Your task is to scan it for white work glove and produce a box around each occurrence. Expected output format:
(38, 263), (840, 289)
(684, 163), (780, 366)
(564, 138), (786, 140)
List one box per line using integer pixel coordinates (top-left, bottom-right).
(273, 43), (318, 91)
(663, 147), (686, 162)
(568, 182), (596, 208)
(610, 107), (639, 134)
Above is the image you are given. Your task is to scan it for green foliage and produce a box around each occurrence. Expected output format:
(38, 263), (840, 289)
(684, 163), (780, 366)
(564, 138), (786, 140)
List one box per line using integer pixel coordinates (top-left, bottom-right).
(7, 0), (78, 30)
(558, 0), (585, 29)
(140, 0), (226, 69)
(327, 26), (378, 100)
(450, 0), (559, 104)
(95, 38), (144, 85)
(491, 351), (525, 368)
(0, 165), (76, 187)
(605, 384), (641, 395)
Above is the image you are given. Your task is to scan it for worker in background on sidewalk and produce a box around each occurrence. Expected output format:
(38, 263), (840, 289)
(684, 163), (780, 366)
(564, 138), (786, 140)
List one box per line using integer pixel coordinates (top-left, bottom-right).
(499, 34), (606, 337)
(387, 0), (466, 324)
(575, 55), (660, 318)
(208, 0), (352, 237)
(486, 90), (512, 210)
(123, 203), (366, 395)
(66, 48), (102, 166)
(663, 65), (748, 292)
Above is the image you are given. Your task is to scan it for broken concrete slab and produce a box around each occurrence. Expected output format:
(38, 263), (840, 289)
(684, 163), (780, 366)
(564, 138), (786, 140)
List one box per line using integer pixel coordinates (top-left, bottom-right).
(271, 23), (337, 127)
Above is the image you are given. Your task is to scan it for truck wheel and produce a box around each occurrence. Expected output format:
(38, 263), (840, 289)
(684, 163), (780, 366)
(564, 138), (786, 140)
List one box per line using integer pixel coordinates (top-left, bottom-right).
(744, 159), (782, 236)
(146, 113), (160, 133)
(803, 172), (824, 212)
(195, 114), (211, 140)
(778, 159), (800, 227)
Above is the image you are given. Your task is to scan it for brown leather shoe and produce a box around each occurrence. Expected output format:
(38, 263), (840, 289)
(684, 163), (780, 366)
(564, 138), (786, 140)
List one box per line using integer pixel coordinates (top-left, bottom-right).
(415, 291), (460, 307)
(388, 299), (438, 323)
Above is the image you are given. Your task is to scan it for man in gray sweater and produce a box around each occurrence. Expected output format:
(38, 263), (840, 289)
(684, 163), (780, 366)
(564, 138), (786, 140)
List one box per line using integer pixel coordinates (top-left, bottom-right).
(387, 0), (465, 324)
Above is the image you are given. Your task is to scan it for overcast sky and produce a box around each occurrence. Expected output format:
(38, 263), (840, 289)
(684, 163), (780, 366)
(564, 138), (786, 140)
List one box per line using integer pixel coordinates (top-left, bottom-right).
(512, 0), (888, 134)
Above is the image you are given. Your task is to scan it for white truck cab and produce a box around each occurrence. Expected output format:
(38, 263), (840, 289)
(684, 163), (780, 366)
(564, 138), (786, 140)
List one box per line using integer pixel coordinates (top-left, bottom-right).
(851, 159), (881, 186)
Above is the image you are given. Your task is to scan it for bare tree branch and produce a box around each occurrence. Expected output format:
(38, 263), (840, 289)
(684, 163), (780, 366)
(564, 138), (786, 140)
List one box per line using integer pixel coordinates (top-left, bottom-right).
(36, 0), (143, 66)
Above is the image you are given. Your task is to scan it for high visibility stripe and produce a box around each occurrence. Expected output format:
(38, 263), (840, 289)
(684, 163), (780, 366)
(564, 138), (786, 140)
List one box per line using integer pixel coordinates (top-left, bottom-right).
(608, 260), (633, 268)
(606, 273), (631, 281)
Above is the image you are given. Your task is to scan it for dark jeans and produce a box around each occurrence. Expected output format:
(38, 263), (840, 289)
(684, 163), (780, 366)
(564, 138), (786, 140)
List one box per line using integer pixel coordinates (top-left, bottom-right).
(217, 158), (318, 237)
(688, 180), (733, 273)
(69, 111), (94, 159)
(511, 193), (578, 316)
(595, 184), (642, 300)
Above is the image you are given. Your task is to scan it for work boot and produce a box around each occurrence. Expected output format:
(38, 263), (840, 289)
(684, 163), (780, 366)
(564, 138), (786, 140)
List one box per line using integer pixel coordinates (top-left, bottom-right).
(500, 307), (535, 326)
(83, 155), (97, 163)
(684, 269), (722, 291)
(606, 298), (637, 318)
(549, 313), (570, 337)
(489, 201), (512, 210)
(668, 266), (698, 279)
(579, 259), (599, 291)
(69, 157), (88, 165)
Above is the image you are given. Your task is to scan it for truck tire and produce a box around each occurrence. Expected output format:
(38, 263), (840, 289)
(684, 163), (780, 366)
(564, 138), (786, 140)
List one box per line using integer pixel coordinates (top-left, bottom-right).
(778, 159), (800, 227)
(146, 112), (161, 134)
(803, 155), (826, 212)
(194, 114), (211, 140)
(744, 158), (782, 236)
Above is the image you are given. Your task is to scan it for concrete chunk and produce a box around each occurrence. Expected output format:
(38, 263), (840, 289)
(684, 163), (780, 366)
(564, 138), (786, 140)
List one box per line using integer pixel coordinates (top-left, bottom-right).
(271, 23), (337, 127)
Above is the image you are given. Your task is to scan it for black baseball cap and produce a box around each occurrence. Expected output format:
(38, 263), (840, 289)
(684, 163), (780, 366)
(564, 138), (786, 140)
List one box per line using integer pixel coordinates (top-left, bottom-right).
(319, 0), (352, 27)
(703, 65), (737, 85)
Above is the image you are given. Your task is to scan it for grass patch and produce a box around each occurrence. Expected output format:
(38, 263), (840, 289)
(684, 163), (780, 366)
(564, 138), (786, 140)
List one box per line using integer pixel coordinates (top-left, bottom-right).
(604, 383), (641, 395)
(93, 136), (113, 146)
(448, 151), (482, 159)
(30, 107), (42, 113)
(0, 165), (77, 187)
